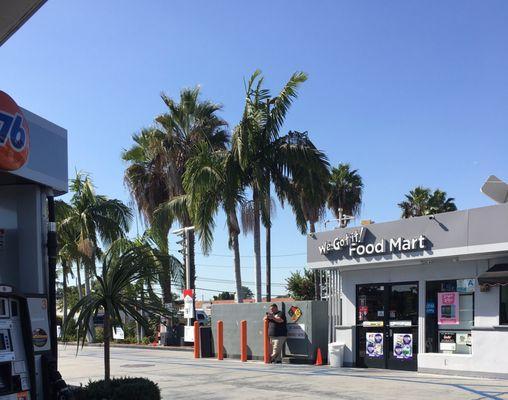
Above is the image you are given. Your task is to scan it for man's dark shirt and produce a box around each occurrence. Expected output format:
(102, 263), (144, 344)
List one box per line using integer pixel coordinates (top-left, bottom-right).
(268, 310), (287, 337)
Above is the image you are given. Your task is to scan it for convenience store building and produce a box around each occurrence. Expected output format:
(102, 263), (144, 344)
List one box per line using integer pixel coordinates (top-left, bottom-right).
(308, 203), (508, 377)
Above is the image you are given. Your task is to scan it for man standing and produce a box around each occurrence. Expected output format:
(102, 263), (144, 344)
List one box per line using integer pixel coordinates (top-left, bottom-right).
(264, 303), (287, 363)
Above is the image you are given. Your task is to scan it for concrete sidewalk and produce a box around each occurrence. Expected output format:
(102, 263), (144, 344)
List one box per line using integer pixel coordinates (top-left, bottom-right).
(59, 345), (508, 400)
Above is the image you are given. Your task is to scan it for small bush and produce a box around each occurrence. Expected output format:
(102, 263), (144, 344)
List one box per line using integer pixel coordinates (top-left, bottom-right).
(72, 377), (160, 400)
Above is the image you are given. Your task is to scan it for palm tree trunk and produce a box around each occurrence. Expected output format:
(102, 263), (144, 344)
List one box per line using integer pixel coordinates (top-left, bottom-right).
(62, 262), (68, 326)
(84, 267), (95, 342)
(265, 223), (271, 302)
(76, 260), (83, 300)
(253, 189), (262, 302)
(226, 210), (243, 303)
(103, 309), (111, 382)
(159, 269), (172, 326)
(233, 234), (243, 303)
(309, 222), (321, 300)
(140, 283), (145, 339)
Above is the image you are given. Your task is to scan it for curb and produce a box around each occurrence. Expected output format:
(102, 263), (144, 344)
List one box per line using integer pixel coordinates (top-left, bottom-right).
(58, 342), (193, 352)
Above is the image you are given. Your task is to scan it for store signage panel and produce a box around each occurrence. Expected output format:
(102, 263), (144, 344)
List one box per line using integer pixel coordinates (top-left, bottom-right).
(318, 227), (427, 258)
(0, 91), (30, 171)
(287, 323), (306, 340)
(363, 321), (384, 327)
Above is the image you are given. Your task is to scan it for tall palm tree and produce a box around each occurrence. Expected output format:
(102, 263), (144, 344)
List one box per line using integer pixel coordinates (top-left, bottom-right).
(278, 131), (331, 234)
(64, 245), (166, 381)
(122, 128), (174, 305)
(60, 173), (132, 339)
(233, 71), (328, 301)
(124, 88), (228, 295)
(183, 143), (246, 302)
(327, 163), (363, 227)
(398, 186), (457, 218)
(55, 200), (79, 326)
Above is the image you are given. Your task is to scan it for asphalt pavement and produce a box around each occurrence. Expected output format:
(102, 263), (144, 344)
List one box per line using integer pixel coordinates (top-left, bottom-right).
(58, 344), (508, 400)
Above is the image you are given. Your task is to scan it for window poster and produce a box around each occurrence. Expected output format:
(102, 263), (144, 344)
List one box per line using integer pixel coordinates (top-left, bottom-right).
(438, 292), (459, 325)
(393, 333), (413, 360)
(457, 279), (475, 293)
(439, 332), (457, 351)
(366, 332), (383, 358)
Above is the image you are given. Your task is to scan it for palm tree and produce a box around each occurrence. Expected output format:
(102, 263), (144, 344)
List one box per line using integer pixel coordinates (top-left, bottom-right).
(327, 163), (363, 227)
(56, 200), (79, 326)
(233, 71), (328, 301)
(398, 186), (457, 218)
(124, 88), (228, 295)
(64, 245), (166, 381)
(278, 131), (331, 234)
(182, 143), (246, 302)
(60, 173), (132, 339)
(122, 128), (175, 306)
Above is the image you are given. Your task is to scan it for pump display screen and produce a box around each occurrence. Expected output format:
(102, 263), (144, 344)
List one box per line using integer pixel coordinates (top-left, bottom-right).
(0, 299), (8, 318)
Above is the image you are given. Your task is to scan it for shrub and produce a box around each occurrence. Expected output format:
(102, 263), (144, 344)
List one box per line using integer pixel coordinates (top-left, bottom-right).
(72, 377), (160, 400)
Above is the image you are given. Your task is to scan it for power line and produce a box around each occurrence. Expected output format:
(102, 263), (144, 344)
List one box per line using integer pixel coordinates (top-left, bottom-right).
(194, 251), (306, 258)
(195, 263), (304, 270)
(196, 277), (286, 287)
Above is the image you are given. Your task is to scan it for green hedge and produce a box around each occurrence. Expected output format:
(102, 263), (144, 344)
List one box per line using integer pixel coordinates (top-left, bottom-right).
(72, 377), (160, 400)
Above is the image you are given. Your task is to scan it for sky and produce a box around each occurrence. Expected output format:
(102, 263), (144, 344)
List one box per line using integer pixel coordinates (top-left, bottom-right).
(1, 1), (507, 300)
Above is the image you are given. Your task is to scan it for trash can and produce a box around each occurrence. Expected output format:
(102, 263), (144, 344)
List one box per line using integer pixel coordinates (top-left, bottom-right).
(328, 342), (345, 367)
(199, 326), (213, 357)
(160, 326), (180, 346)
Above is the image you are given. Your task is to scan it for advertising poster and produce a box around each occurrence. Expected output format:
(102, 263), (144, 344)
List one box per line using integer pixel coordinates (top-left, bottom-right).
(439, 332), (456, 351)
(366, 332), (383, 358)
(393, 333), (413, 360)
(437, 292), (459, 325)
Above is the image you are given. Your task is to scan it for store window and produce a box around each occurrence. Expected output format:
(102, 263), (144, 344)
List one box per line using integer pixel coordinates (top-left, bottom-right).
(501, 286), (508, 325)
(425, 279), (474, 354)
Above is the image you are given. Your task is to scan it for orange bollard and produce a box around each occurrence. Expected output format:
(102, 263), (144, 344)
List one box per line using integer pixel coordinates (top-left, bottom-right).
(194, 321), (200, 359)
(217, 320), (224, 360)
(315, 347), (323, 366)
(240, 320), (247, 362)
(263, 318), (270, 364)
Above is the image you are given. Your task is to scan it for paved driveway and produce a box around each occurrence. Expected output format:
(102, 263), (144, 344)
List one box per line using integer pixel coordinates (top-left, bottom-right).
(59, 344), (508, 400)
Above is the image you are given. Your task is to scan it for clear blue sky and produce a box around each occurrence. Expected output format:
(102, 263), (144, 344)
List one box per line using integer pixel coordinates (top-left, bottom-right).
(2, 1), (507, 299)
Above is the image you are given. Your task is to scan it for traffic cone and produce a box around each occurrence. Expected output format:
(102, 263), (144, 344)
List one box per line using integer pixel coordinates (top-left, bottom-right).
(315, 348), (323, 366)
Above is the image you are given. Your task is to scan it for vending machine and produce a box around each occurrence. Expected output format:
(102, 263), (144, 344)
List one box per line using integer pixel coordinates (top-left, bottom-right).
(0, 90), (69, 399)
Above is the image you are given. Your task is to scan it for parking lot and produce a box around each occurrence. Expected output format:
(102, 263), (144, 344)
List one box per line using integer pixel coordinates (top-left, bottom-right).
(59, 344), (508, 399)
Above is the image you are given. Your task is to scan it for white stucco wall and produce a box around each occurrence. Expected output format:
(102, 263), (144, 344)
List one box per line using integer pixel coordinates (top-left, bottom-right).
(336, 256), (508, 374)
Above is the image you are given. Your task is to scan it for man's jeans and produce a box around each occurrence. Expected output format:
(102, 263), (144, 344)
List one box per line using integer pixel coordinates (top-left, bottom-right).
(270, 336), (286, 362)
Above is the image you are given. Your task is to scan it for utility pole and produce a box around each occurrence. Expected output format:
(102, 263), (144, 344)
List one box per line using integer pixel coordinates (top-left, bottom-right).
(172, 226), (195, 327)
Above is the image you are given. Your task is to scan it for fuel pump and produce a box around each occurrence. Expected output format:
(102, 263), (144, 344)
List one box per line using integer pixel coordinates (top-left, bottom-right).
(0, 91), (70, 399)
(0, 286), (36, 399)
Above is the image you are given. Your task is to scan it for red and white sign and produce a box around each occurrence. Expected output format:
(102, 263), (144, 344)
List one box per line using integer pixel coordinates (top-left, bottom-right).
(183, 289), (194, 319)
(0, 91), (30, 171)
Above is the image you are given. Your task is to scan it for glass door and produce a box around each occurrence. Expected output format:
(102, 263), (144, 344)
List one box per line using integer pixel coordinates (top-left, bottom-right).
(356, 282), (419, 371)
(356, 284), (387, 369)
(386, 283), (419, 371)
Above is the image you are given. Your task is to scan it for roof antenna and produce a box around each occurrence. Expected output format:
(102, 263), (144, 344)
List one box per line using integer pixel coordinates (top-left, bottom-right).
(481, 175), (508, 204)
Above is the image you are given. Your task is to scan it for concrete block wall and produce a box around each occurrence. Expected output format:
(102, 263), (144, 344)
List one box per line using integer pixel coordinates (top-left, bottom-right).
(211, 301), (328, 362)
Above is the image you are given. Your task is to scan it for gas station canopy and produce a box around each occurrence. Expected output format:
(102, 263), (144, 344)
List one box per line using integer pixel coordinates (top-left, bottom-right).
(0, 0), (47, 46)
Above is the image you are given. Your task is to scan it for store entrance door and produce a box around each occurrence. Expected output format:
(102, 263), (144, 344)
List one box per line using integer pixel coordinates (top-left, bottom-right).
(356, 282), (419, 371)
